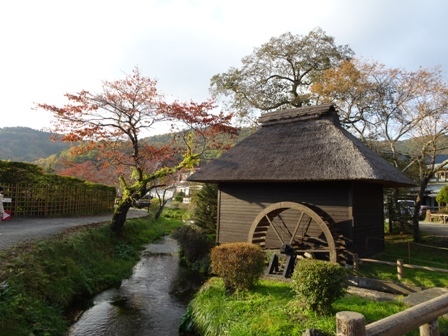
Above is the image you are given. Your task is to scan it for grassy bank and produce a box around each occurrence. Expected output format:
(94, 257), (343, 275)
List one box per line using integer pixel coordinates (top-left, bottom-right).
(184, 233), (448, 336)
(187, 277), (448, 336)
(0, 215), (182, 336)
(190, 278), (424, 336)
(356, 234), (448, 288)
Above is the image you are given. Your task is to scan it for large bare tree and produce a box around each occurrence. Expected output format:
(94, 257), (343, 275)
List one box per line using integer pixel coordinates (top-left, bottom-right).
(313, 59), (448, 241)
(210, 28), (353, 124)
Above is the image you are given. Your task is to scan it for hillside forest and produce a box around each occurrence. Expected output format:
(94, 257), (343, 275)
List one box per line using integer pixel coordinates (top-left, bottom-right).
(0, 126), (251, 187)
(0, 127), (70, 162)
(1, 125), (441, 187)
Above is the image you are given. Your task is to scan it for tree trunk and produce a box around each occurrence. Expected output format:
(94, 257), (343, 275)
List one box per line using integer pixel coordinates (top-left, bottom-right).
(154, 201), (167, 220)
(111, 203), (132, 233)
(392, 188), (405, 233)
(412, 178), (429, 243)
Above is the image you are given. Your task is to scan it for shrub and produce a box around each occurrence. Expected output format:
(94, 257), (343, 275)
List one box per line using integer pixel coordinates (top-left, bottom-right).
(210, 242), (266, 291)
(162, 207), (187, 220)
(172, 225), (215, 273)
(291, 259), (348, 315)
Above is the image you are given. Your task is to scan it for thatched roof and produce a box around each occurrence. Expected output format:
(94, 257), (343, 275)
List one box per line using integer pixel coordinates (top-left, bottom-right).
(188, 104), (415, 187)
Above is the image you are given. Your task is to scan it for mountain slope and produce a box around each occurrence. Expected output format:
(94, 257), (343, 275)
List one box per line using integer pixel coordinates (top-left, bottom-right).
(0, 127), (71, 162)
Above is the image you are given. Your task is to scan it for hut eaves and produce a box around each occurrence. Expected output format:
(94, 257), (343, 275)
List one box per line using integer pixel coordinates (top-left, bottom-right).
(188, 104), (415, 187)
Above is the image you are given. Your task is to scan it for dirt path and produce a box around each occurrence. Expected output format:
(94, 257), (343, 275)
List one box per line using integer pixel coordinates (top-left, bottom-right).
(0, 209), (149, 250)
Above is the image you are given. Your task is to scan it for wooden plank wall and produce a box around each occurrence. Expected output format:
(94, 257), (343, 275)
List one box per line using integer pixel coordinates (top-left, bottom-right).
(218, 182), (352, 247)
(352, 183), (384, 257)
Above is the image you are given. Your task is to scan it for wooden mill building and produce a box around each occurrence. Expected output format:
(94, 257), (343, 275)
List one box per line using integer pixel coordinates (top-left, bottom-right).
(188, 104), (414, 260)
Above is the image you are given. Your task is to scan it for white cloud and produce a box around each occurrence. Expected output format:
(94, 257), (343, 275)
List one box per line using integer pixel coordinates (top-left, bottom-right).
(1, 0), (447, 130)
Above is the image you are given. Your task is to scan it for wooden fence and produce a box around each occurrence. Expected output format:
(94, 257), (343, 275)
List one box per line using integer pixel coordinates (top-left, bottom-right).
(352, 254), (448, 280)
(354, 237), (448, 280)
(336, 293), (448, 336)
(341, 240), (448, 335)
(1, 183), (116, 217)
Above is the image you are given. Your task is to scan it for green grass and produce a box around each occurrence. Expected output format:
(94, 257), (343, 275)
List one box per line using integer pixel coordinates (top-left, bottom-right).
(356, 234), (448, 288)
(187, 277), (448, 336)
(3, 222), (444, 336)
(0, 214), (183, 336)
(184, 233), (448, 336)
(189, 278), (448, 336)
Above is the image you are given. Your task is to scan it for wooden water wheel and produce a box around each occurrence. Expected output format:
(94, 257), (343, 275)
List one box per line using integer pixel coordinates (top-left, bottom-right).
(247, 202), (346, 264)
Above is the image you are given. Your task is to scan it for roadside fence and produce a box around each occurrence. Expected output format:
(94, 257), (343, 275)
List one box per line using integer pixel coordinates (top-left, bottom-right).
(1, 183), (116, 217)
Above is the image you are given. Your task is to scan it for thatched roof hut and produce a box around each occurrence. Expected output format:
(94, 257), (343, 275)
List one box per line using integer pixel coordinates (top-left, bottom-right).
(188, 104), (414, 261)
(189, 104), (414, 187)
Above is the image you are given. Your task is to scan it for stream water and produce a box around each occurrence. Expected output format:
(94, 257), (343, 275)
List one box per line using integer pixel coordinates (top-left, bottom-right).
(68, 236), (205, 336)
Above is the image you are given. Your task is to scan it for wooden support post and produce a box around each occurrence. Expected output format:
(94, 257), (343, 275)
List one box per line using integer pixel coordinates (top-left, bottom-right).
(352, 253), (359, 271)
(397, 259), (404, 280)
(336, 311), (366, 336)
(282, 255), (295, 278)
(267, 254), (279, 275)
(408, 242), (411, 264)
(419, 318), (440, 336)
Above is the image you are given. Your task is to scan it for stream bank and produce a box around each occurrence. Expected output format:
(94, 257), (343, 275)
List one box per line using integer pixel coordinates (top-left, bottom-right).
(68, 236), (206, 336)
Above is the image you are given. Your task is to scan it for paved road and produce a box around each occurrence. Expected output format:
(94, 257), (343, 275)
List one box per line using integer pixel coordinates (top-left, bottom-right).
(0, 209), (149, 250)
(0, 213), (446, 251)
(419, 221), (448, 237)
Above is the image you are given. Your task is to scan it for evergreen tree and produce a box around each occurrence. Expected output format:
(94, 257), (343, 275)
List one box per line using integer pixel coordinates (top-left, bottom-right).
(193, 183), (218, 234)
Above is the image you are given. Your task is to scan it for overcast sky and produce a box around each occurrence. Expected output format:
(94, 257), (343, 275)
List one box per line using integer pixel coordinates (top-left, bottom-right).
(1, 0), (447, 133)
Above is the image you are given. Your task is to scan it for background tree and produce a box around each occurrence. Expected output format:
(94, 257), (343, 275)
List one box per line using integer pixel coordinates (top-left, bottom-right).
(58, 160), (118, 186)
(436, 185), (448, 209)
(210, 27), (353, 124)
(192, 183), (218, 235)
(149, 173), (182, 220)
(37, 67), (236, 233)
(313, 59), (448, 241)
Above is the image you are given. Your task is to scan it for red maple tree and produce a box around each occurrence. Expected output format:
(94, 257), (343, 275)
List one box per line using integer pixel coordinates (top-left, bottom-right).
(37, 67), (236, 232)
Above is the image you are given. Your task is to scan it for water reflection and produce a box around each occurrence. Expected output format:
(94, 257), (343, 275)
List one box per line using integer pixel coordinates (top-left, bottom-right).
(68, 237), (205, 336)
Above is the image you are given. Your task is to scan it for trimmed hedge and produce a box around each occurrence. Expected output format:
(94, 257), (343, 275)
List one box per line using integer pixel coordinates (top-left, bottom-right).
(291, 259), (348, 315)
(0, 161), (115, 217)
(210, 242), (266, 291)
(172, 224), (215, 273)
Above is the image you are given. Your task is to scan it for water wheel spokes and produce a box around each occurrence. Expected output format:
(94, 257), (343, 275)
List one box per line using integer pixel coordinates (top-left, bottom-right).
(248, 202), (344, 263)
(264, 215), (286, 245)
(289, 212), (306, 245)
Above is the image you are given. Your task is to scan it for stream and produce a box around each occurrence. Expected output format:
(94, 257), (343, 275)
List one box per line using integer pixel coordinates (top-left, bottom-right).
(68, 236), (205, 336)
